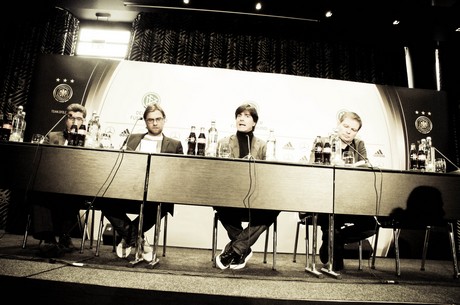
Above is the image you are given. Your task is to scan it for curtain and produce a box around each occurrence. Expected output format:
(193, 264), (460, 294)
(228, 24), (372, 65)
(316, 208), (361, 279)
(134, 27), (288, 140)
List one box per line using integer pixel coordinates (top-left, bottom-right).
(127, 11), (408, 87)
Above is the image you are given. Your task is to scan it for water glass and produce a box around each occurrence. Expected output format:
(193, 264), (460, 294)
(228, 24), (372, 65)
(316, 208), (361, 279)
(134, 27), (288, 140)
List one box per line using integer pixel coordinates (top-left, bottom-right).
(218, 142), (231, 158)
(342, 151), (354, 166)
(31, 133), (45, 144)
(435, 158), (446, 173)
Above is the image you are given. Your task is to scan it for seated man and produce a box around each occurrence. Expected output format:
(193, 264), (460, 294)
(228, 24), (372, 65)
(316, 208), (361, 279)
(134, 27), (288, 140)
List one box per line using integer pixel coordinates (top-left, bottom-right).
(31, 103), (87, 258)
(102, 103), (183, 262)
(310, 111), (376, 271)
(214, 103), (280, 270)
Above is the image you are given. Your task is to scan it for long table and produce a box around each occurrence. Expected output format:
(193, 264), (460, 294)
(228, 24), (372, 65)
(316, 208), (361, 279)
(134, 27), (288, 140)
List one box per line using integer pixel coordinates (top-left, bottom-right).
(2, 142), (460, 274)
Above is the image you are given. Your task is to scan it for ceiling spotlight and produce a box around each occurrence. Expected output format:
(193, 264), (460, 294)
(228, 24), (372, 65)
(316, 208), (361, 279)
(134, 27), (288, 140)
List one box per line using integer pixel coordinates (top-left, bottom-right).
(183, 0), (190, 4)
(393, 20), (400, 25)
(255, 2), (262, 11)
(325, 11), (332, 18)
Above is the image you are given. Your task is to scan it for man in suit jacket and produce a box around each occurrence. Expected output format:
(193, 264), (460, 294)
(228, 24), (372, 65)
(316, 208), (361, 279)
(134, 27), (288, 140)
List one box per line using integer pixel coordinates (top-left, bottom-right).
(214, 103), (280, 270)
(32, 103), (87, 258)
(103, 103), (183, 262)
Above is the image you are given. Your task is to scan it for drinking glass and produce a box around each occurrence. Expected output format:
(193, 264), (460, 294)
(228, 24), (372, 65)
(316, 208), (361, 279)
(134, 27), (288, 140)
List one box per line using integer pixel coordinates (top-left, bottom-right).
(218, 142), (231, 158)
(31, 133), (45, 144)
(435, 158), (446, 173)
(342, 151), (354, 166)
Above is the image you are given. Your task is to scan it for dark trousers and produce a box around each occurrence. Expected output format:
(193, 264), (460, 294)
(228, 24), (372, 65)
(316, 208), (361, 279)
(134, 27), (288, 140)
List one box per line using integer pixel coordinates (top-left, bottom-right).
(214, 207), (279, 255)
(102, 202), (170, 246)
(318, 213), (377, 244)
(31, 193), (81, 242)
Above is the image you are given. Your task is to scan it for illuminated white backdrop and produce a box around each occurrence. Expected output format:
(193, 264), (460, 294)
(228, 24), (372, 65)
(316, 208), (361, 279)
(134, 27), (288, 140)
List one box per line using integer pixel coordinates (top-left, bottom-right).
(78, 61), (399, 255)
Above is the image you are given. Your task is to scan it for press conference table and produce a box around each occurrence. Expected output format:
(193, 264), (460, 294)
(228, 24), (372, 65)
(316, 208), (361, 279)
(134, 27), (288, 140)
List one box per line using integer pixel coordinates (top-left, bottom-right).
(2, 142), (460, 275)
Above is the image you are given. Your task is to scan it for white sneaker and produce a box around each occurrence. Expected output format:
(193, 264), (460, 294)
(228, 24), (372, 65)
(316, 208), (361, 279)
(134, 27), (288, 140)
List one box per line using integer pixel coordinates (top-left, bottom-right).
(116, 239), (132, 258)
(141, 238), (153, 262)
(230, 248), (253, 270)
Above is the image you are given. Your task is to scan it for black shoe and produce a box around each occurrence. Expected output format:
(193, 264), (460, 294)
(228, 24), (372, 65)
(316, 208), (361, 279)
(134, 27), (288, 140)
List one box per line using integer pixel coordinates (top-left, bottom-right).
(230, 248), (253, 270)
(59, 234), (77, 252)
(38, 242), (65, 258)
(216, 248), (239, 269)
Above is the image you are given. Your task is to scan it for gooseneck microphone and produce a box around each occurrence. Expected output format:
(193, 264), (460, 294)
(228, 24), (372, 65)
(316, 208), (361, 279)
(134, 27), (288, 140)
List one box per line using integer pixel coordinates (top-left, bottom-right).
(120, 117), (143, 150)
(247, 134), (252, 159)
(42, 113), (68, 142)
(344, 140), (373, 168)
(434, 147), (460, 172)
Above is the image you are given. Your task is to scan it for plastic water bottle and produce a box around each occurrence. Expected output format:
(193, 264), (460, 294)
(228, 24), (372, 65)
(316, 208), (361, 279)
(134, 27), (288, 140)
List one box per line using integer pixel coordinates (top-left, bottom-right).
(206, 121), (218, 157)
(85, 111), (100, 148)
(9, 106), (26, 142)
(266, 129), (276, 161)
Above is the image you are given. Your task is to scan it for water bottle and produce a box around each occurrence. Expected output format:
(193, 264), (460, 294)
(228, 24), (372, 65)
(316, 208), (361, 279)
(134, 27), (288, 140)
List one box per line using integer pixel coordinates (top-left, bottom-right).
(330, 130), (342, 165)
(417, 139), (426, 171)
(266, 129), (276, 161)
(425, 136), (434, 172)
(9, 106), (26, 142)
(85, 111), (101, 148)
(187, 126), (197, 155)
(409, 143), (418, 170)
(313, 135), (323, 164)
(197, 127), (206, 156)
(206, 120), (218, 157)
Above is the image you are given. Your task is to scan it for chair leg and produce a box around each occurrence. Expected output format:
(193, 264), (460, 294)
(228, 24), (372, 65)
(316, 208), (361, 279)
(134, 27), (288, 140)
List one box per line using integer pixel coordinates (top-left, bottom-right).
(371, 223), (380, 269)
(358, 240), (363, 271)
(263, 224), (270, 264)
(272, 219), (277, 270)
(394, 228), (401, 277)
(212, 212), (218, 267)
(421, 226), (431, 271)
(447, 222), (460, 278)
(89, 208), (95, 249)
(79, 208), (90, 253)
(293, 220), (301, 262)
(22, 213), (31, 249)
(162, 213), (168, 257)
(95, 213), (106, 257)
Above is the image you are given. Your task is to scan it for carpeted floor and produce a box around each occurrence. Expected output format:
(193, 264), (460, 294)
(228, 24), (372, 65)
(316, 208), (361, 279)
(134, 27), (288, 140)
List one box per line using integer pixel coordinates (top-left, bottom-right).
(0, 232), (459, 305)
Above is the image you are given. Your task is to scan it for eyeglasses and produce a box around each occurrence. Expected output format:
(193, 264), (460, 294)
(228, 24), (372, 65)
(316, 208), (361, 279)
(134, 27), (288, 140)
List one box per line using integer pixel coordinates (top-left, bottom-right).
(67, 115), (84, 122)
(146, 117), (164, 124)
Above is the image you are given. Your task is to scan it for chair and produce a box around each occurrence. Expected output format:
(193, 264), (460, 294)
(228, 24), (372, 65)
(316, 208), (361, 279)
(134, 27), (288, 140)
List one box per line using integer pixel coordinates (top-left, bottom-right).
(22, 202), (88, 252)
(211, 210), (277, 270)
(293, 212), (373, 273)
(371, 217), (459, 278)
(92, 211), (168, 257)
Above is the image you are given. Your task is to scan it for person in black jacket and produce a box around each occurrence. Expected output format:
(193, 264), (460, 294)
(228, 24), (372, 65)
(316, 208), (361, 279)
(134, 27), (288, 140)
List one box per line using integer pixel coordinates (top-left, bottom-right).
(214, 103), (280, 270)
(102, 103), (183, 262)
(32, 103), (87, 258)
(311, 111), (376, 271)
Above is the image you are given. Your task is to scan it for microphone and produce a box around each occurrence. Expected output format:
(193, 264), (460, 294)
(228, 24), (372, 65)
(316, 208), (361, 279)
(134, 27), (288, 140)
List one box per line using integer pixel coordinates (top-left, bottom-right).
(244, 134), (254, 160)
(42, 113), (68, 143)
(120, 117), (143, 150)
(345, 141), (373, 168)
